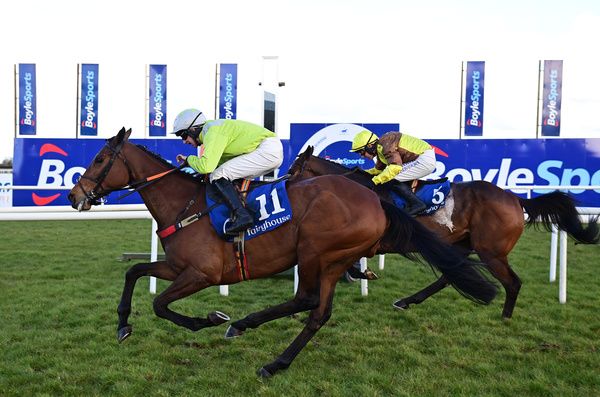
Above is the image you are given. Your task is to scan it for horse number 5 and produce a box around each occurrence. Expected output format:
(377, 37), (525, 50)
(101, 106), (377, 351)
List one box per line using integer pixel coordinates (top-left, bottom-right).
(432, 186), (445, 205)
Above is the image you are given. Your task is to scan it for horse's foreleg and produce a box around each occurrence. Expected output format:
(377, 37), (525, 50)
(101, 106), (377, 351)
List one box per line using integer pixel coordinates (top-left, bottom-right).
(258, 273), (338, 378)
(392, 276), (449, 310)
(226, 262), (322, 337)
(117, 260), (178, 342)
(152, 268), (229, 332)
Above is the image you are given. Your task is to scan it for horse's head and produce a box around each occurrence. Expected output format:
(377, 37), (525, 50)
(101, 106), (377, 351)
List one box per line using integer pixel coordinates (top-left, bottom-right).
(68, 127), (133, 211)
(288, 146), (315, 178)
(288, 146), (378, 189)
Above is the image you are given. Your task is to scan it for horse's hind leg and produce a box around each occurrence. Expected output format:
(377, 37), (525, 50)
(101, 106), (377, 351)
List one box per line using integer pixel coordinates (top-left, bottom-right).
(258, 272), (339, 378)
(479, 253), (522, 319)
(152, 267), (230, 332)
(392, 276), (449, 310)
(117, 260), (178, 342)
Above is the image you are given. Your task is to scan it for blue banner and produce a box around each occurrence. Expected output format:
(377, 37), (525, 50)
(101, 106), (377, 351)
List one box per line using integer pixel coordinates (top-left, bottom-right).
(425, 139), (600, 202)
(464, 61), (485, 136)
(11, 137), (600, 208)
(18, 63), (37, 135)
(149, 64), (167, 136)
(288, 124), (600, 207)
(286, 123), (400, 176)
(219, 63), (237, 119)
(79, 64), (99, 136)
(541, 60), (563, 137)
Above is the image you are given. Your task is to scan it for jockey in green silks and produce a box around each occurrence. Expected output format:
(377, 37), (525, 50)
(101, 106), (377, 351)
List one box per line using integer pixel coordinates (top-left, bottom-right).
(173, 108), (283, 234)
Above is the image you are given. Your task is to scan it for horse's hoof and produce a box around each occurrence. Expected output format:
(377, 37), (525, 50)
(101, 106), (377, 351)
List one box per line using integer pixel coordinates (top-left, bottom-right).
(117, 325), (132, 343)
(364, 269), (379, 280)
(257, 367), (273, 378)
(224, 325), (244, 339)
(208, 311), (230, 326)
(392, 300), (409, 311)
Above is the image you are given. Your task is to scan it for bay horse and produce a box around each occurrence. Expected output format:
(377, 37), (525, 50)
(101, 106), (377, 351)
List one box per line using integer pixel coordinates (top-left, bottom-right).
(288, 146), (600, 319)
(68, 128), (497, 377)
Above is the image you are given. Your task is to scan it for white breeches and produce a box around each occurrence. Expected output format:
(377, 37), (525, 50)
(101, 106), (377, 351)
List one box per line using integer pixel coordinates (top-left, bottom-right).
(393, 149), (437, 182)
(209, 137), (284, 182)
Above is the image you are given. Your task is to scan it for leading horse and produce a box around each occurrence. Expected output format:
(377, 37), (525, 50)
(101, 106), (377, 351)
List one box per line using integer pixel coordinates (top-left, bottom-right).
(68, 128), (497, 377)
(288, 146), (600, 319)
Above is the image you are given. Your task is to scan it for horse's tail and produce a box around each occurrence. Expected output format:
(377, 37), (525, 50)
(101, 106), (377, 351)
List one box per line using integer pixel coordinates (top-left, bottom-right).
(380, 200), (498, 305)
(519, 191), (600, 244)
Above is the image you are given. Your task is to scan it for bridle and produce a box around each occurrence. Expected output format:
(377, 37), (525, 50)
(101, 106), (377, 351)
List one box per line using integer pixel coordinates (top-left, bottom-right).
(75, 139), (183, 206)
(75, 139), (129, 205)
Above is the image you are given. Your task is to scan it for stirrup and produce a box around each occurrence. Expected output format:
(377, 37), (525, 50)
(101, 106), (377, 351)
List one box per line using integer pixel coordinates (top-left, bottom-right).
(225, 210), (253, 234)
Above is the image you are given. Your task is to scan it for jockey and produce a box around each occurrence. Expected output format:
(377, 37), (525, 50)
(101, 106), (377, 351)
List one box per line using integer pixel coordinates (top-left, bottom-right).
(350, 130), (436, 216)
(173, 108), (284, 234)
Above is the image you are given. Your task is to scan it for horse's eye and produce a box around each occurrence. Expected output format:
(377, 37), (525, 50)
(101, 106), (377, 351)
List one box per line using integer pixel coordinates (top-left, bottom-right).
(95, 156), (104, 164)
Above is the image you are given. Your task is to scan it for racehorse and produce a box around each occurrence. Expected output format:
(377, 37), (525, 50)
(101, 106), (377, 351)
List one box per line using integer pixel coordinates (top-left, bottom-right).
(67, 128), (497, 377)
(288, 146), (600, 319)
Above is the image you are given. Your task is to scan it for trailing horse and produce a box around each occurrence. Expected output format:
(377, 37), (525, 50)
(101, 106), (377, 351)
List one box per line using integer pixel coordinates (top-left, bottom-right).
(288, 146), (600, 319)
(68, 128), (497, 377)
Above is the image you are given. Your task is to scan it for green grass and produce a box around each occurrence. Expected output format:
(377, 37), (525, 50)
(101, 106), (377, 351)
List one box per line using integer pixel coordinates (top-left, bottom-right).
(1, 220), (599, 396)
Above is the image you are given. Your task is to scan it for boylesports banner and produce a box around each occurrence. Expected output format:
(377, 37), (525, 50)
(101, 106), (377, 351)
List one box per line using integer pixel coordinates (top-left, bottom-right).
(11, 135), (600, 207)
(12, 138), (194, 207)
(541, 60), (563, 137)
(464, 61), (485, 136)
(18, 63), (37, 135)
(219, 63), (237, 119)
(149, 64), (167, 136)
(79, 64), (99, 136)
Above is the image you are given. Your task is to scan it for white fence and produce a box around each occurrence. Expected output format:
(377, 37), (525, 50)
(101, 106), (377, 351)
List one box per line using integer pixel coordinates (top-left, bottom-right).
(1, 185), (599, 303)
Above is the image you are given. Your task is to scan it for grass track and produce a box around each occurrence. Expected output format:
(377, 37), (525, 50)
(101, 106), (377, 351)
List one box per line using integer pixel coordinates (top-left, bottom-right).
(1, 220), (599, 396)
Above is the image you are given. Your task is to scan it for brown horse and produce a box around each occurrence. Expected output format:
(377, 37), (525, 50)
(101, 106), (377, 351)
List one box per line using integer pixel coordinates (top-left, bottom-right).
(288, 146), (600, 319)
(68, 128), (497, 377)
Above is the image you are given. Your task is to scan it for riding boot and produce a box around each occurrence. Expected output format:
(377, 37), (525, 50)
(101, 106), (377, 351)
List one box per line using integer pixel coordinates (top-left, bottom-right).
(394, 182), (426, 216)
(212, 178), (254, 234)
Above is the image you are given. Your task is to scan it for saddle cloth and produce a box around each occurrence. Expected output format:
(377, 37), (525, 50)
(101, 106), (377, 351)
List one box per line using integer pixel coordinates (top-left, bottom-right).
(389, 178), (451, 215)
(206, 180), (292, 241)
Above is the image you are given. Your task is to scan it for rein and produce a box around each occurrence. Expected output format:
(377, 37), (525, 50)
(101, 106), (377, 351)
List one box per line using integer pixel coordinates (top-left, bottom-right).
(75, 140), (185, 204)
(115, 166), (185, 201)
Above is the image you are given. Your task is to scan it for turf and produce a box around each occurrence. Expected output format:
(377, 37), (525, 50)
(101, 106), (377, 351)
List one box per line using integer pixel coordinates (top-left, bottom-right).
(0, 220), (598, 396)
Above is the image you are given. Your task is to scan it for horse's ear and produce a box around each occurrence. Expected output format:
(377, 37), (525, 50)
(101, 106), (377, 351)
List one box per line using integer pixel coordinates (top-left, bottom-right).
(307, 146), (314, 156)
(116, 127), (132, 143)
(116, 127), (131, 145)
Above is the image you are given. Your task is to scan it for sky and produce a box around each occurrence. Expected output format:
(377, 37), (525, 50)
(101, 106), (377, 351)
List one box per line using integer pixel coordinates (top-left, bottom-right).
(1, 0), (600, 160)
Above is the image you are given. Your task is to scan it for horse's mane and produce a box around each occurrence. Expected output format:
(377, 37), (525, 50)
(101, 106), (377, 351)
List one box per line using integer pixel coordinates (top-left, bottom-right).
(134, 144), (204, 183)
(309, 154), (373, 179)
(313, 156), (353, 172)
(135, 144), (175, 168)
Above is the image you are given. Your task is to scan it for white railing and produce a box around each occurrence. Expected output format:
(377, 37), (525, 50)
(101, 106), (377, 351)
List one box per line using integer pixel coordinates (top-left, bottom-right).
(504, 186), (600, 304)
(2, 184), (599, 302)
